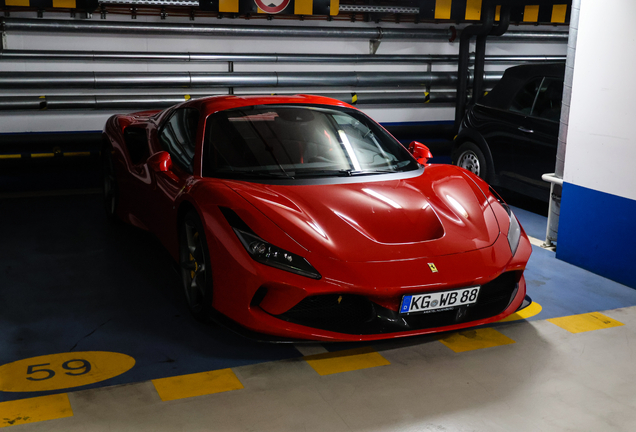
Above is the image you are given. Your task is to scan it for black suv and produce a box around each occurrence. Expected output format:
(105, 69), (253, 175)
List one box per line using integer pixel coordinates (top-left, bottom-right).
(452, 63), (565, 201)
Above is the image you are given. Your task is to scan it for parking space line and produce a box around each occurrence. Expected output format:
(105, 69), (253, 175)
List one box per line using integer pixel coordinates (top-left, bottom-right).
(438, 328), (516, 353)
(304, 346), (390, 376)
(547, 312), (624, 334)
(498, 301), (543, 322)
(152, 368), (244, 402)
(0, 393), (73, 428)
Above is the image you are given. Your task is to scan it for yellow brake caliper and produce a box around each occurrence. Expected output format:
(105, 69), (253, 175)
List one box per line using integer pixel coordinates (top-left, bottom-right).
(190, 232), (199, 279)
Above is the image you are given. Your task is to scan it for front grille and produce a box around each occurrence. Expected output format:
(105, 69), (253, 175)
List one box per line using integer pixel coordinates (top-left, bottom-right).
(277, 294), (376, 333)
(274, 271), (521, 335)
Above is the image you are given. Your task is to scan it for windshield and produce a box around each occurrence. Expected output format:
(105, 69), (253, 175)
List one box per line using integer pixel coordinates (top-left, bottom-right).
(202, 105), (419, 179)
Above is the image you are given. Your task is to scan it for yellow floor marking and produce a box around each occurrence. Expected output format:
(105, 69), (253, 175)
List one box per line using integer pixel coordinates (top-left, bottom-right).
(304, 346), (390, 376)
(63, 152), (91, 157)
(439, 328), (515, 353)
(0, 352), (135, 393)
(498, 301), (543, 322)
(152, 368), (244, 402)
(0, 394), (73, 428)
(30, 153), (55, 158)
(548, 312), (624, 334)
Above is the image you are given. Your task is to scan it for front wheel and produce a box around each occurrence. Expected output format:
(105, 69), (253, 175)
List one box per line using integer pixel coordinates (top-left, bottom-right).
(179, 211), (214, 322)
(454, 142), (490, 181)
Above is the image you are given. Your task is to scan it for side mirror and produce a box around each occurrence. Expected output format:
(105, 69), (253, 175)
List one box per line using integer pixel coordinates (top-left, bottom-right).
(147, 151), (172, 173)
(408, 141), (433, 164)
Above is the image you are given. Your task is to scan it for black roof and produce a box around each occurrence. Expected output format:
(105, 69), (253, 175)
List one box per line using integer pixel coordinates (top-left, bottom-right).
(481, 63), (565, 110)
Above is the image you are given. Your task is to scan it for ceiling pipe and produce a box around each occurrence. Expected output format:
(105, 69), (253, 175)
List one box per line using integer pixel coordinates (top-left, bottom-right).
(454, 0), (494, 133)
(0, 91), (461, 110)
(0, 49), (566, 64)
(0, 70), (495, 89)
(471, 5), (511, 104)
(0, 18), (567, 42)
(0, 18), (452, 40)
(470, 3), (496, 107)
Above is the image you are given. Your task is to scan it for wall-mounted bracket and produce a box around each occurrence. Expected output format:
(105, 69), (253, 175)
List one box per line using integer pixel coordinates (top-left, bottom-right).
(369, 27), (383, 55)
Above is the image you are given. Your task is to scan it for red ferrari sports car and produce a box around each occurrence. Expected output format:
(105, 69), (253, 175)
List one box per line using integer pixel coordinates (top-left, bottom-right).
(103, 94), (532, 342)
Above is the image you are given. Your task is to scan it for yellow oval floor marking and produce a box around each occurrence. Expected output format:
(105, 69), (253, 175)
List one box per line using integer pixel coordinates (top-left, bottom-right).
(0, 394), (73, 428)
(498, 301), (543, 322)
(304, 346), (390, 376)
(438, 328), (515, 353)
(0, 351), (135, 392)
(548, 312), (624, 334)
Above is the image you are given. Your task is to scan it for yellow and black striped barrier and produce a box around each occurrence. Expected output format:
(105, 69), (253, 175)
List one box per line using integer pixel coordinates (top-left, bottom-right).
(1, 0), (92, 9)
(425, 1), (569, 24)
(0, 0), (569, 23)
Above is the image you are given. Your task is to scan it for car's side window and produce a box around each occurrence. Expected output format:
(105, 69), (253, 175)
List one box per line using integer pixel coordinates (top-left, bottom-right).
(123, 126), (150, 165)
(158, 108), (200, 173)
(509, 78), (543, 115)
(532, 78), (563, 121)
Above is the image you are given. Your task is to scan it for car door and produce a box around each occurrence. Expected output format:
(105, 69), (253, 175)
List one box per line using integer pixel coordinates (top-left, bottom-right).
(510, 77), (562, 198)
(140, 108), (200, 241)
(115, 125), (153, 227)
(480, 76), (560, 199)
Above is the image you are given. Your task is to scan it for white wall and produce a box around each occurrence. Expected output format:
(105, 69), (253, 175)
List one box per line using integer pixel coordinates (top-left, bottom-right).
(0, 11), (566, 134)
(564, 0), (636, 201)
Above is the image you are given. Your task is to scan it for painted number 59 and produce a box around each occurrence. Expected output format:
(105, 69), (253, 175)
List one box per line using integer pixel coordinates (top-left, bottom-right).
(26, 360), (92, 381)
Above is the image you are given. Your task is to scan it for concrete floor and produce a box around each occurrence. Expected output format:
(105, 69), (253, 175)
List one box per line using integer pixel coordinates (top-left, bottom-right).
(2, 192), (636, 431)
(3, 305), (636, 431)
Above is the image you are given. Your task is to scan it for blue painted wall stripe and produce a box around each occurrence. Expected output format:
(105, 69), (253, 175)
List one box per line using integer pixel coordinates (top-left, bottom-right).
(557, 182), (636, 289)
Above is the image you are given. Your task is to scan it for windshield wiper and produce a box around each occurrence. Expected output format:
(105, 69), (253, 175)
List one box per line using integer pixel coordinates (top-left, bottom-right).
(343, 169), (400, 175)
(215, 170), (294, 179)
(291, 168), (399, 178)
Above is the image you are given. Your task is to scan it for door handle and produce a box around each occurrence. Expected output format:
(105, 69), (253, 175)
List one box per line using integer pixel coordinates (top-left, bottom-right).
(518, 127), (534, 133)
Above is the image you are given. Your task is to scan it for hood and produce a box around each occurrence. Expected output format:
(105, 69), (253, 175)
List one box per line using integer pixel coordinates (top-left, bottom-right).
(225, 165), (500, 263)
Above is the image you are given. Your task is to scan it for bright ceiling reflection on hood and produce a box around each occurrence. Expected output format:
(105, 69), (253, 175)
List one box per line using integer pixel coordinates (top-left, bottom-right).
(306, 221), (328, 239)
(446, 195), (469, 218)
(361, 188), (403, 209)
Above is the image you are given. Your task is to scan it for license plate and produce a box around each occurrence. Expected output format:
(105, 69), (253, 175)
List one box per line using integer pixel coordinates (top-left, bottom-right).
(400, 286), (480, 315)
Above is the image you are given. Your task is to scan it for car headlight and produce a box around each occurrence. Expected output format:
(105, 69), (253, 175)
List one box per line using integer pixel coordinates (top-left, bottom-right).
(233, 228), (322, 280)
(504, 205), (521, 256)
(489, 188), (521, 256)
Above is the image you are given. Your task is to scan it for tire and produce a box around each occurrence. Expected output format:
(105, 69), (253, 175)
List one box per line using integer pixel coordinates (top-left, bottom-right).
(102, 144), (119, 222)
(179, 211), (214, 322)
(454, 142), (490, 181)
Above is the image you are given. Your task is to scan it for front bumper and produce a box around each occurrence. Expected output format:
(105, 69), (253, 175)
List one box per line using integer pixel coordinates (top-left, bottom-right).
(210, 232), (532, 342)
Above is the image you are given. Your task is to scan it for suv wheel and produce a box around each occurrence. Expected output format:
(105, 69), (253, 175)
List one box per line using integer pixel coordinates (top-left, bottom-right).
(454, 142), (489, 181)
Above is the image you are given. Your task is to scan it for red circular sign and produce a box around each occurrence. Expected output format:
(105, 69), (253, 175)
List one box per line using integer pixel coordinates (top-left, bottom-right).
(254, 0), (290, 14)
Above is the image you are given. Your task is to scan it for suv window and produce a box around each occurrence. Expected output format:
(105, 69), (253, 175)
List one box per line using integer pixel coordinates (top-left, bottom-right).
(533, 78), (563, 121)
(509, 78), (543, 115)
(158, 108), (200, 172)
